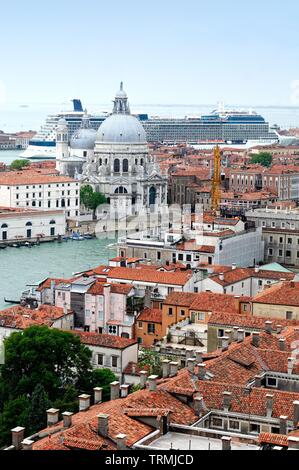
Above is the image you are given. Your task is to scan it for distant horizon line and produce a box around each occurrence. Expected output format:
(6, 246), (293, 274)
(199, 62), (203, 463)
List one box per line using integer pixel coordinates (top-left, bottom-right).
(2, 102), (299, 112)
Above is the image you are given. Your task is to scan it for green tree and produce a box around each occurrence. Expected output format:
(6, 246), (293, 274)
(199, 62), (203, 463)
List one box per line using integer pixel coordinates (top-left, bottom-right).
(80, 184), (107, 220)
(0, 396), (31, 447)
(28, 384), (51, 435)
(87, 369), (117, 402)
(138, 349), (162, 376)
(10, 159), (31, 170)
(0, 326), (92, 401)
(250, 152), (273, 167)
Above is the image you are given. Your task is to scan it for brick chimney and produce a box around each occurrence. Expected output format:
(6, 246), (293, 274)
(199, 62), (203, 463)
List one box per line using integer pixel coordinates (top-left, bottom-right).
(222, 436), (232, 451)
(252, 332), (260, 348)
(162, 359), (171, 378)
(186, 350), (195, 360)
(11, 427), (25, 450)
(94, 387), (103, 404)
(221, 336), (230, 351)
(279, 416), (288, 435)
(148, 375), (158, 392)
(232, 264), (237, 271)
(169, 362), (179, 377)
(116, 434), (127, 450)
(276, 325), (283, 334)
(219, 273), (225, 281)
(266, 394), (274, 418)
(223, 392), (232, 412)
(46, 409), (60, 427)
(140, 371), (148, 389)
(110, 381), (120, 400)
(98, 414), (109, 437)
(62, 412), (73, 428)
(79, 394), (91, 412)
(120, 384), (130, 398)
(21, 439), (34, 451)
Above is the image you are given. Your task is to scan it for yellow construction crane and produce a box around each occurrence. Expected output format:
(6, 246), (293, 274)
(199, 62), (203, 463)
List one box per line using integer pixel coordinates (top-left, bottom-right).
(211, 145), (221, 215)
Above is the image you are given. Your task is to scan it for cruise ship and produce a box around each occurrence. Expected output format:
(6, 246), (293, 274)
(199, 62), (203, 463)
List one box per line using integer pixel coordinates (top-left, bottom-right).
(21, 100), (108, 159)
(141, 104), (280, 147)
(21, 101), (280, 159)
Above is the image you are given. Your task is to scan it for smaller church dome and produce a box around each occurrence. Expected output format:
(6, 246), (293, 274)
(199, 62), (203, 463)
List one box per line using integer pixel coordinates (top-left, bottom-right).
(70, 128), (97, 150)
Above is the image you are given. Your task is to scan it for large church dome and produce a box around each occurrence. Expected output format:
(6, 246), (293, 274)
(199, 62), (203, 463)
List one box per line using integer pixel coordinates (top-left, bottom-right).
(96, 83), (147, 144)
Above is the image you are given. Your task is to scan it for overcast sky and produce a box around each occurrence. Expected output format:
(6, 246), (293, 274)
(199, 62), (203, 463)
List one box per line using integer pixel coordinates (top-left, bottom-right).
(1, 0), (299, 106)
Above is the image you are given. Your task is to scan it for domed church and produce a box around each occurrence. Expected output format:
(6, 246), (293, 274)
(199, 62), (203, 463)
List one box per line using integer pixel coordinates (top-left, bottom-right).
(81, 83), (168, 216)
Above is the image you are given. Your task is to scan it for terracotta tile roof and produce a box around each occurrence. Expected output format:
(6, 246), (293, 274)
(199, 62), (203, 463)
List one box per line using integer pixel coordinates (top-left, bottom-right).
(87, 282), (133, 296)
(36, 277), (73, 292)
(137, 308), (162, 324)
(164, 292), (198, 307)
(253, 281), (299, 307)
(107, 267), (193, 286)
(0, 171), (76, 186)
(0, 304), (72, 329)
(208, 312), (299, 331)
(209, 268), (295, 287)
(258, 433), (288, 447)
(33, 388), (197, 450)
(71, 330), (137, 350)
(189, 292), (242, 313)
(123, 362), (151, 376)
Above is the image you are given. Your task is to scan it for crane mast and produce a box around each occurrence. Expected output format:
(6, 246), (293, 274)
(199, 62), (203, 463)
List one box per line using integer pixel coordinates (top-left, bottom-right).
(211, 145), (221, 215)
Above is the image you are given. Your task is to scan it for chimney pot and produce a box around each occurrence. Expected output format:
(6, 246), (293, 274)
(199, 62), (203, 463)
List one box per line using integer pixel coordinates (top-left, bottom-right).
(223, 392), (232, 412)
(139, 371), (148, 389)
(110, 381), (120, 400)
(46, 408), (60, 427)
(186, 350), (195, 360)
(219, 273), (225, 281)
(194, 396), (204, 416)
(279, 339), (286, 351)
(293, 401), (299, 429)
(266, 394), (274, 418)
(11, 427), (25, 450)
(233, 327), (239, 342)
(288, 437), (299, 450)
(98, 414), (109, 437)
(187, 358), (196, 373)
(162, 359), (171, 378)
(148, 375), (159, 392)
(222, 436), (232, 451)
(169, 362), (179, 377)
(196, 351), (203, 363)
(288, 358), (294, 375)
(232, 264), (237, 271)
(21, 439), (34, 451)
(265, 321), (273, 335)
(78, 394), (91, 412)
(62, 411), (73, 428)
(120, 384), (130, 398)
(279, 416), (288, 435)
(252, 332), (260, 348)
(94, 387), (103, 404)
(237, 329), (245, 342)
(221, 336), (230, 351)
(116, 433), (127, 450)
(197, 363), (206, 380)
(276, 325), (283, 334)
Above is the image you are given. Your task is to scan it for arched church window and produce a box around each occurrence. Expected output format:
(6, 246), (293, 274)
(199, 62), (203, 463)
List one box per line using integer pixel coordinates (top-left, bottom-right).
(115, 187), (128, 194)
(99, 158), (102, 166)
(26, 222), (32, 227)
(1, 224), (8, 229)
(123, 159), (129, 173)
(140, 159), (144, 166)
(114, 159), (120, 173)
(149, 186), (156, 206)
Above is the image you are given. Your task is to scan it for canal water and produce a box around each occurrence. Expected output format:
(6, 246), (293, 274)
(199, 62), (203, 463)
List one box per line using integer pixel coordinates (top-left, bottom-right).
(0, 238), (116, 310)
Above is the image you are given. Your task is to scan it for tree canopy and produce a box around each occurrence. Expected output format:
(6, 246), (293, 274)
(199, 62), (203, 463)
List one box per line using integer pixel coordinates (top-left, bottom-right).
(10, 159), (31, 170)
(80, 184), (107, 219)
(250, 152), (273, 167)
(0, 326), (116, 446)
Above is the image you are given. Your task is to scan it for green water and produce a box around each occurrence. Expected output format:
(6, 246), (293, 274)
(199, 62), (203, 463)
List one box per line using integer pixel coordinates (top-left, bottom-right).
(0, 238), (116, 309)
